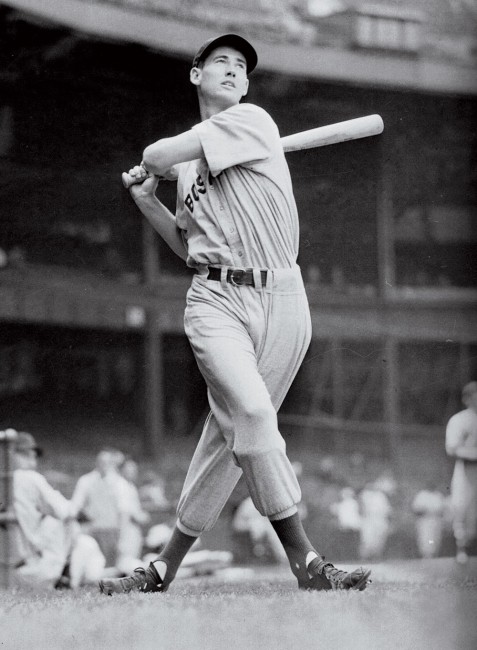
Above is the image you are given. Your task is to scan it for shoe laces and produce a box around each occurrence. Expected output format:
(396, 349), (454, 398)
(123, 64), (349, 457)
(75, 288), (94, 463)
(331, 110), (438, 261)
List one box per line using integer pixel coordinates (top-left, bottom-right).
(120, 567), (149, 591)
(316, 559), (347, 587)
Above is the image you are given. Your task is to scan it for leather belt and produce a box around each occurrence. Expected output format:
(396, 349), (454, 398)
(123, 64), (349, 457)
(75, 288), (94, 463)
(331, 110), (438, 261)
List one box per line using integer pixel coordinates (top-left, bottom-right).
(207, 267), (268, 287)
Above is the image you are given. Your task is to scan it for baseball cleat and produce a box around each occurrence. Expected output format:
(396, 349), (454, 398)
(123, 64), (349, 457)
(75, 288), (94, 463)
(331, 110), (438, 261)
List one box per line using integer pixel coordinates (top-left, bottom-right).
(297, 556), (332, 591)
(301, 557), (371, 591)
(99, 563), (166, 595)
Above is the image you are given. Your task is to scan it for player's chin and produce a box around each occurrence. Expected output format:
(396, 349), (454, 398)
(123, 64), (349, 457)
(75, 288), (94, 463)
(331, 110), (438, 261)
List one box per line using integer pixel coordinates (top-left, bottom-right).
(216, 86), (243, 105)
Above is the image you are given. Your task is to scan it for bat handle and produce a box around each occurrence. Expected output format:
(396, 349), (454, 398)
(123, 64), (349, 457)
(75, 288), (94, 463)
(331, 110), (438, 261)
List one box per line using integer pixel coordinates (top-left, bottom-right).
(122, 171), (146, 189)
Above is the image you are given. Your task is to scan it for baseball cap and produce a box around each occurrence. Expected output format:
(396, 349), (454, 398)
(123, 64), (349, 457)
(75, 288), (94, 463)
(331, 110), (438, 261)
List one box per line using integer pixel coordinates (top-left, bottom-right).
(192, 34), (258, 73)
(14, 431), (43, 457)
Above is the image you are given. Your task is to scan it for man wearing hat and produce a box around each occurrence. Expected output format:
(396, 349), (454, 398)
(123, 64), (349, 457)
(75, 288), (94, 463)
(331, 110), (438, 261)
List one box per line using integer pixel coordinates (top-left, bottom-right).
(12, 431), (105, 587)
(446, 381), (477, 564)
(101, 34), (370, 595)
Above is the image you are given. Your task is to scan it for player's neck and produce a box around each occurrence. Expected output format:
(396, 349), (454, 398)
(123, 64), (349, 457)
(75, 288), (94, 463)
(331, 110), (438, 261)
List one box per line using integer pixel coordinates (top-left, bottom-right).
(198, 95), (239, 120)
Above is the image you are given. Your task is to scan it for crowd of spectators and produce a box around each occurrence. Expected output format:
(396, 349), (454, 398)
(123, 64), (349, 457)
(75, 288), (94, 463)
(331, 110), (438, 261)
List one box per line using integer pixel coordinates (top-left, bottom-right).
(2, 424), (464, 590)
(281, 452), (453, 564)
(227, 450), (454, 565)
(5, 434), (170, 589)
(5, 430), (236, 590)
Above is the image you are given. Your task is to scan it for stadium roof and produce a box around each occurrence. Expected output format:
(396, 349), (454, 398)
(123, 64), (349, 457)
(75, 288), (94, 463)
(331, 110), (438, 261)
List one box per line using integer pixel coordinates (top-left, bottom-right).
(327, 0), (477, 35)
(4, 0), (477, 94)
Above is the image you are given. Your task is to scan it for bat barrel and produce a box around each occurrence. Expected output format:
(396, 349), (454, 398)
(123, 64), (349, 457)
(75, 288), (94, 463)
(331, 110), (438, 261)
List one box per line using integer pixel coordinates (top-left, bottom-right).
(281, 114), (384, 153)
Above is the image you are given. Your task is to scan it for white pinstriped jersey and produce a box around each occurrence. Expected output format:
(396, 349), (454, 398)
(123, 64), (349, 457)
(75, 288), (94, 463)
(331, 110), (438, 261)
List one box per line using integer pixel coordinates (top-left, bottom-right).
(175, 103), (299, 272)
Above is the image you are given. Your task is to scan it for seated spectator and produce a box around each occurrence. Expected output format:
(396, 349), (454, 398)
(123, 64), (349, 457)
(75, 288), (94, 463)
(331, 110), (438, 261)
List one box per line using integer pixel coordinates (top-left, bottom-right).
(70, 447), (130, 568)
(12, 431), (105, 589)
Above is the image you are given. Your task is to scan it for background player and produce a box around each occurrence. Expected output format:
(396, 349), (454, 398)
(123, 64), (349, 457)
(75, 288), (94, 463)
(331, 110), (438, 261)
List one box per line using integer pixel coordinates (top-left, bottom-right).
(100, 33), (371, 595)
(446, 381), (477, 564)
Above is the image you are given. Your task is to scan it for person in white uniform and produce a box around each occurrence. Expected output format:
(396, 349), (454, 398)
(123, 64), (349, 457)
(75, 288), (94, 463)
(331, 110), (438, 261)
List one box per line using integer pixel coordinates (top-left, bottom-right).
(12, 431), (105, 588)
(100, 33), (370, 595)
(445, 381), (477, 564)
(71, 448), (131, 568)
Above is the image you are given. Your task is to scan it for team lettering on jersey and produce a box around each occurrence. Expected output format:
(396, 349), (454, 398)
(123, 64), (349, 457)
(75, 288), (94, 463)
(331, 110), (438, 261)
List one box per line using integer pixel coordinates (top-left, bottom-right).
(184, 172), (217, 213)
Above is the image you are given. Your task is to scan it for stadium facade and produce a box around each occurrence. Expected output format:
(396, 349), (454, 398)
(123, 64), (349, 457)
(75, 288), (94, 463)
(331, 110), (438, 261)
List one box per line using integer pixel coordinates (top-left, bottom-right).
(0, 0), (476, 475)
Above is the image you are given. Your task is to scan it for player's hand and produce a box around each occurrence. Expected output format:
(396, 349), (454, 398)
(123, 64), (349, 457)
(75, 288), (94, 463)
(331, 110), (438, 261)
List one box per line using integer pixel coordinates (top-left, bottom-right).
(129, 168), (159, 201)
(122, 162), (178, 189)
(121, 162), (152, 189)
(127, 163), (149, 184)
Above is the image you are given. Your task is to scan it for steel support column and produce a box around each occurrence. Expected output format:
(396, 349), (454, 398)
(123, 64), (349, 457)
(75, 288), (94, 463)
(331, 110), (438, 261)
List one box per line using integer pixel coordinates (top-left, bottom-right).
(142, 221), (164, 458)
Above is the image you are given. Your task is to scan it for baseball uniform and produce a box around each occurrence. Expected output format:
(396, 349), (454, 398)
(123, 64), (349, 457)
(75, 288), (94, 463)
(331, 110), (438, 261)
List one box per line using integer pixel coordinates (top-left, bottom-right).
(446, 407), (477, 549)
(99, 36), (371, 596)
(173, 102), (312, 535)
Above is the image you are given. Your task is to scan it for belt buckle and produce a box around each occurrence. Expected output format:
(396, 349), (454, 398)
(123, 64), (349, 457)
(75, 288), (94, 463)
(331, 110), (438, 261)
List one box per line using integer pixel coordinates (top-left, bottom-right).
(230, 268), (245, 286)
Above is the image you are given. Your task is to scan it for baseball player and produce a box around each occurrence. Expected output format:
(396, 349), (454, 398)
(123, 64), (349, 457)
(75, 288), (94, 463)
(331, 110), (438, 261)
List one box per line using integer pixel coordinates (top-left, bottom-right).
(100, 33), (371, 595)
(445, 381), (477, 564)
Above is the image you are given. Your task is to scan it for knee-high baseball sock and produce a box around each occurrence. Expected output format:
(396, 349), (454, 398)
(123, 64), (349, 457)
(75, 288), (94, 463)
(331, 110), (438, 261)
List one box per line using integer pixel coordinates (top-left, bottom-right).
(150, 526), (197, 587)
(270, 512), (320, 578)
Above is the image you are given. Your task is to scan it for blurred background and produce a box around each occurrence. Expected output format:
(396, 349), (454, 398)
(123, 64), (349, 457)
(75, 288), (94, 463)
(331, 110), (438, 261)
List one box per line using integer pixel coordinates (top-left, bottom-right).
(1, 0), (476, 561)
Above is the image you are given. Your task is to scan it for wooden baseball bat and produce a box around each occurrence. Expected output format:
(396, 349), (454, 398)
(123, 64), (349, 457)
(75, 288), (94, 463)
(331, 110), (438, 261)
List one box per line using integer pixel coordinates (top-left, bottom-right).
(121, 114), (383, 188)
(280, 114), (383, 152)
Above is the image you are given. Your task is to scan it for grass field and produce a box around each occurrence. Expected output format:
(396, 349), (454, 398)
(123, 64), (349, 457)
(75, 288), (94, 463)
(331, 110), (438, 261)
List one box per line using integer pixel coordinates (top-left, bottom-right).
(1, 558), (476, 650)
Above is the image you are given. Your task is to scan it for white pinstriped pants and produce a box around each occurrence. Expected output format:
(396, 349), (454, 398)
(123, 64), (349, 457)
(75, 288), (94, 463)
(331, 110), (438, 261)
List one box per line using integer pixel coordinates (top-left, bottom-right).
(177, 265), (312, 535)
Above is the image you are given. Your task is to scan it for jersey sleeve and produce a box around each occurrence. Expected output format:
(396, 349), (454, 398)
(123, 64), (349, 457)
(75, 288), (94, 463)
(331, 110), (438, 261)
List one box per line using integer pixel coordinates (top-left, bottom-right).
(192, 103), (280, 177)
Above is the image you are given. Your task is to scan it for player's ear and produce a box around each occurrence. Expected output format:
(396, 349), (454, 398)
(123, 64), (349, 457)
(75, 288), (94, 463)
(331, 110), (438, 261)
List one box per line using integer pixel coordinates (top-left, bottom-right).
(242, 78), (249, 98)
(190, 67), (202, 86)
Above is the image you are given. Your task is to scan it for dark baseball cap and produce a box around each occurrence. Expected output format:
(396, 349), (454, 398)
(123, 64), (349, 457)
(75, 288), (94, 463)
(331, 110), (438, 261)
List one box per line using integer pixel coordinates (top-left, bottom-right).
(14, 431), (43, 456)
(192, 34), (257, 73)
